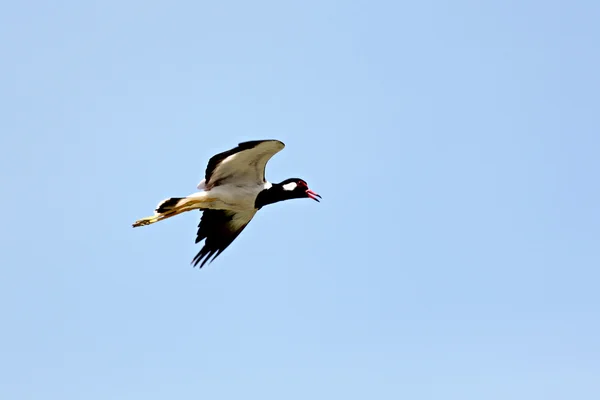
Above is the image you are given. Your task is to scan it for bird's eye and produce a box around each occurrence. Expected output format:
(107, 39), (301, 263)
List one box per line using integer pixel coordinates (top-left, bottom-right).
(298, 180), (307, 188)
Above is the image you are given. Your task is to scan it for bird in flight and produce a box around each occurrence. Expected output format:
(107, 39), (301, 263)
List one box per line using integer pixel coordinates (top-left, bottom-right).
(132, 140), (321, 268)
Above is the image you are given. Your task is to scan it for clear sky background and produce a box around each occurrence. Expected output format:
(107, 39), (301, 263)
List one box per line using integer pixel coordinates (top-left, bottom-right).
(1, 1), (599, 399)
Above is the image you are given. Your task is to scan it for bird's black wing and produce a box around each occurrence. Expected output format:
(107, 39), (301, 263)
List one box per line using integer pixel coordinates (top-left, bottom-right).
(203, 140), (285, 187)
(192, 209), (257, 268)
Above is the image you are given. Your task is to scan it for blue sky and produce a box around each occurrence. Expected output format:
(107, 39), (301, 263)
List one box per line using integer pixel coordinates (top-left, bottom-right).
(1, 1), (599, 399)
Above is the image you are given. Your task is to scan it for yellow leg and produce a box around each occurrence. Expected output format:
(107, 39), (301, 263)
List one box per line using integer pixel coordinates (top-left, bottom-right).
(132, 212), (174, 227)
(132, 199), (211, 228)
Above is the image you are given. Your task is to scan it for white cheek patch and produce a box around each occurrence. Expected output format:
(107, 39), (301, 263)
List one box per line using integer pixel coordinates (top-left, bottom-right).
(282, 182), (297, 191)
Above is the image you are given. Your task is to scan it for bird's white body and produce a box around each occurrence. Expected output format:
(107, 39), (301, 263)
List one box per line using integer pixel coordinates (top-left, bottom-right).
(185, 181), (272, 212)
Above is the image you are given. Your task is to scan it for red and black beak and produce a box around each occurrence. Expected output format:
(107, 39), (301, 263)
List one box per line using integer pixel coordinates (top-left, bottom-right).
(306, 189), (322, 202)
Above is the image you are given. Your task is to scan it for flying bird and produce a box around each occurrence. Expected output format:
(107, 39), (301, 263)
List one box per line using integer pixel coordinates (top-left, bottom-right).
(132, 140), (321, 268)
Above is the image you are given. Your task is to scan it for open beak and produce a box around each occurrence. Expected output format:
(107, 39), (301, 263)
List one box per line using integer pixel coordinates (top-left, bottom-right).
(306, 189), (322, 202)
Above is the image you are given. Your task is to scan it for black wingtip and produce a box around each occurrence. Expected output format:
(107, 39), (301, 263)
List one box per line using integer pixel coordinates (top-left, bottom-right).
(191, 249), (217, 269)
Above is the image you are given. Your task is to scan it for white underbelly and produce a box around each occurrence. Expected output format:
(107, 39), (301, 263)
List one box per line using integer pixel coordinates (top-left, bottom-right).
(187, 184), (261, 211)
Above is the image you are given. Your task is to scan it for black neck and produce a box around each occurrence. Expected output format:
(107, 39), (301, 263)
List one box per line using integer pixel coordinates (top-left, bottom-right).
(255, 184), (290, 209)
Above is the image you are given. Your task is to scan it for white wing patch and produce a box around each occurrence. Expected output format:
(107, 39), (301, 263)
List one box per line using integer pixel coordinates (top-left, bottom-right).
(230, 209), (258, 231)
(207, 140), (285, 187)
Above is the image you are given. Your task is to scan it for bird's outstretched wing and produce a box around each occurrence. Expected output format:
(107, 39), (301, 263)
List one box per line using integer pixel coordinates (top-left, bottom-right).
(192, 209), (257, 268)
(202, 140), (285, 188)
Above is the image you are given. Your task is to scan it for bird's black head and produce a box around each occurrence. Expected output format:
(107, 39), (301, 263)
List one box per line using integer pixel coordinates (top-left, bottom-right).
(255, 178), (322, 209)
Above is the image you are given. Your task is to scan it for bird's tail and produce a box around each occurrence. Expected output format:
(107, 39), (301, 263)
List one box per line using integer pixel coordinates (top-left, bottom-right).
(132, 194), (211, 228)
(155, 197), (186, 214)
(132, 197), (191, 228)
